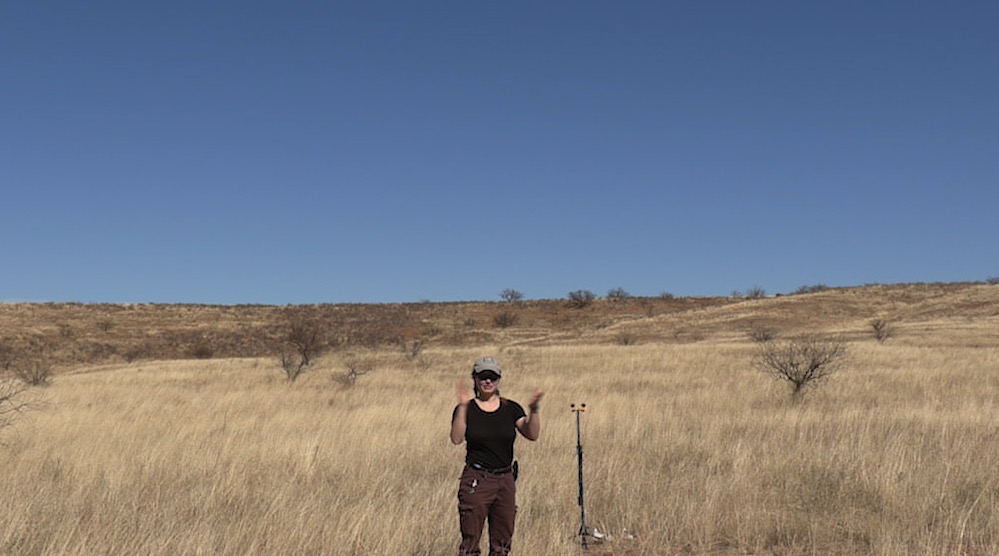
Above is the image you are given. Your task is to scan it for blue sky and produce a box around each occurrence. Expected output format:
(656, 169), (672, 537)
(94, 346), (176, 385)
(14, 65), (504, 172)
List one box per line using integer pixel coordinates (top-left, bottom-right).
(3, 1), (997, 304)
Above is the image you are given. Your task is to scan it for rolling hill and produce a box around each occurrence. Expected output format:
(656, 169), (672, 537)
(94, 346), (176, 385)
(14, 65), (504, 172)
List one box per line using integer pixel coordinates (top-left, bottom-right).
(2, 282), (997, 372)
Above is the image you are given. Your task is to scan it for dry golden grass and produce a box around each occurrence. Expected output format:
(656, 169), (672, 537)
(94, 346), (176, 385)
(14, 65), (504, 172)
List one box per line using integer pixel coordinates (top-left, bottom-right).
(2, 284), (998, 555)
(2, 335), (998, 555)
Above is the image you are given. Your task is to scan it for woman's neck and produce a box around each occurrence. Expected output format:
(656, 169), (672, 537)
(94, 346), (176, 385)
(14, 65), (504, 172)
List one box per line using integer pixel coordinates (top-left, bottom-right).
(477, 392), (499, 403)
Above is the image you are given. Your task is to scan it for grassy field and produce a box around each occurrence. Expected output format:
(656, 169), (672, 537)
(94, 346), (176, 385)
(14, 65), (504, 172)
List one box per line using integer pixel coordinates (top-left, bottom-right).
(2, 284), (998, 555)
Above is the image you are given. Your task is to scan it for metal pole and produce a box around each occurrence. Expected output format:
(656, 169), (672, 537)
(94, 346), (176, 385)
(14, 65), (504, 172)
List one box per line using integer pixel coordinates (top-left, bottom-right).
(571, 403), (589, 549)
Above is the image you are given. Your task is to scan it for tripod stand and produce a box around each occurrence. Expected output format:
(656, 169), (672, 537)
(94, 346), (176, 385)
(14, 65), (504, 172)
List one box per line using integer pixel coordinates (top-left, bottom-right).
(570, 403), (594, 549)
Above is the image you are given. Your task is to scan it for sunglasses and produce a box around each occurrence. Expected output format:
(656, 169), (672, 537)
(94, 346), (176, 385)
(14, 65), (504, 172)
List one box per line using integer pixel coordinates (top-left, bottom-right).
(475, 374), (500, 382)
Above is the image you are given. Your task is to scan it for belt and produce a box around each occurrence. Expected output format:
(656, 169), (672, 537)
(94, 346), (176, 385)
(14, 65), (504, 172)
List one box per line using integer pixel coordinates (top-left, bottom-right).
(470, 462), (514, 475)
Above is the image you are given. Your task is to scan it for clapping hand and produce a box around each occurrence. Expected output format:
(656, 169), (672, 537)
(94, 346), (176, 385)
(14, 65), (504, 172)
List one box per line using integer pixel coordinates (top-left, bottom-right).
(456, 380), (473, 406)
(528, 388), (544, 411)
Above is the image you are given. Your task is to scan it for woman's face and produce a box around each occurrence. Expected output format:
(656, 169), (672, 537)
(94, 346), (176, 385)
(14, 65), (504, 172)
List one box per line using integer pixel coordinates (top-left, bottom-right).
(474, 373), (500, 395)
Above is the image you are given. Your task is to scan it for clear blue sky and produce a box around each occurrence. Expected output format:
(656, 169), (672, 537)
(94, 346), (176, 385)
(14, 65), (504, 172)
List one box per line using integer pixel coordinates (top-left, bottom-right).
(3, 1), (997, 304)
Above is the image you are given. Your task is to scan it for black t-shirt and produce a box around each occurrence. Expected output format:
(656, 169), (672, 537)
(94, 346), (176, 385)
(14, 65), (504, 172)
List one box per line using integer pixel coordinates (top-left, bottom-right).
(453, 398), (526, 469)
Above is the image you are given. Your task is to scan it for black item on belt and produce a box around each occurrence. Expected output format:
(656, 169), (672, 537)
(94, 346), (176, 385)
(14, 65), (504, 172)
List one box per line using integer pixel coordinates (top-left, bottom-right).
(471, 461), (515, 475)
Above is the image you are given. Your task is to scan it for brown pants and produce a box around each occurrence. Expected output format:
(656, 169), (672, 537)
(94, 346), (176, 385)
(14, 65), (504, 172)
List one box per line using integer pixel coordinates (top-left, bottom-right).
(457, 465), (517, 556)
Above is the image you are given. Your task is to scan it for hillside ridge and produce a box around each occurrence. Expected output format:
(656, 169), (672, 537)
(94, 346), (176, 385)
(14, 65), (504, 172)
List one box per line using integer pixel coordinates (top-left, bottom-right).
(2, 282), (997, 370)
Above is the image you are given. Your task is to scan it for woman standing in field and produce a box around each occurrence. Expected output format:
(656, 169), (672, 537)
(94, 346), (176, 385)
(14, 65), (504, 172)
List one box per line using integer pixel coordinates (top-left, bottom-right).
(450, 356), (544, 556)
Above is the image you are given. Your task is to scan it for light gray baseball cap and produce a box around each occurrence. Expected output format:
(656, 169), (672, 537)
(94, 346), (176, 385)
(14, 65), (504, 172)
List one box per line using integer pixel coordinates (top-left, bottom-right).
(471, 356), (502, 377)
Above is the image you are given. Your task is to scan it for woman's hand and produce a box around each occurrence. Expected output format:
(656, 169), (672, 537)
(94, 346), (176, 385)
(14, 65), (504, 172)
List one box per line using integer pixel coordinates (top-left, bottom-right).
(456, 380), (473, 406)
(528, 388), (545, 412)
(516, 388), (545, 441)
(451, 380), (472, 445)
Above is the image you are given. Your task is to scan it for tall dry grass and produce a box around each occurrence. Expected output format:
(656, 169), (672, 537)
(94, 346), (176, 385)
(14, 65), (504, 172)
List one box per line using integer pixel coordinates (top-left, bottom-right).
(2, 340), (998, 555)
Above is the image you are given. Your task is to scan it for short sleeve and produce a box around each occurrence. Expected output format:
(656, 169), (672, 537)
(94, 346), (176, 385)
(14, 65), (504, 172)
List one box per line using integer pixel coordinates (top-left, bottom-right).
(507, 400), (526, 422)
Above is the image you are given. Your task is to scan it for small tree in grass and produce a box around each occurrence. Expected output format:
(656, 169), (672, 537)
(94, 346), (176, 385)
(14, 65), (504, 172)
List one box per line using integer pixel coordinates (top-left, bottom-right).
(278, 310), (329, 382)
(400, 338), (424, 360)
(1, 377), (40, 442)
(870, 318), (894, 344)
(333, 357), (373, 387)
(755, 336), (847, 401)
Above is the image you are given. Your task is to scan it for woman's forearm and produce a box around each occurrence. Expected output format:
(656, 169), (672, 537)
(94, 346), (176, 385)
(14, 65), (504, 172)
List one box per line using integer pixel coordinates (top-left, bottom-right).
(450, 405), (468, 445)
(524, 408), (541, 441)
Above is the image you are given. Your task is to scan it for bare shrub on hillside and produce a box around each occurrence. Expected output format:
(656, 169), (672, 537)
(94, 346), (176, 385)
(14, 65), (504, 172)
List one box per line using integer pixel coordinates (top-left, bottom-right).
(124, 343), (154, 363)
(747, 326), (778, 344)
(567, 290), (596, 309)
(79, 341), (117, 362)
(189, 344), (214, 359)
(499, 289), (524, 302)
(793, 283), (831, 295)
(184, 332), (216, 359)
(672, 327), (704, 343)
(606, 287), (631, 300)
(745, 286), (767, 299)
(755, 336), (848, 400)
(12, 358), (54, 387)
(278, 311), (329, 382)
(658, 291), (675, 300)
(0, 341), (14, 371)
(3, 339), (54, 387)
(615, 331), (638, 345)
(641, 300), (656, 317)
(493, 311), (519, 328)
(986, 276), (999, 285)
(870, 319), (895, 344)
